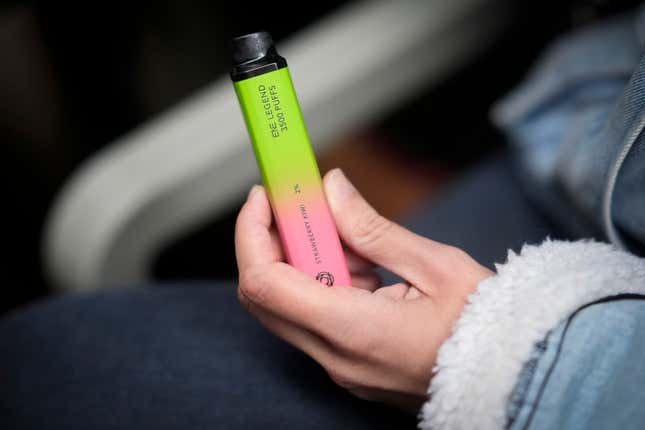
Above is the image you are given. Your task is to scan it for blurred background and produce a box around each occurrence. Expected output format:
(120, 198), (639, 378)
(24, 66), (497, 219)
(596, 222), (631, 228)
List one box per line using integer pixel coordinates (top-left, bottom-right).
(0, 0), (640, 314)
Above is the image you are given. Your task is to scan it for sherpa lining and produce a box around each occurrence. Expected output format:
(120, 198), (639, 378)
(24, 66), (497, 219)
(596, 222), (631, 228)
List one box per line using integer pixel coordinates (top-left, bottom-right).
(419, 239), (645, 430)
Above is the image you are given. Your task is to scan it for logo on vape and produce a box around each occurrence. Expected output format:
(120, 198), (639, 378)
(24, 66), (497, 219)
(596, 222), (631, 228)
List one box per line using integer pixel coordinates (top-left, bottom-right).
(315, 271), (334, 287)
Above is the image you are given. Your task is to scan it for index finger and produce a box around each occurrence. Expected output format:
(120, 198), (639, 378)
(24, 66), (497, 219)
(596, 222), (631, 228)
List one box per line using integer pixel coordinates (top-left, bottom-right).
(240, 261), (369, 340)
(235, 185), (282, 273)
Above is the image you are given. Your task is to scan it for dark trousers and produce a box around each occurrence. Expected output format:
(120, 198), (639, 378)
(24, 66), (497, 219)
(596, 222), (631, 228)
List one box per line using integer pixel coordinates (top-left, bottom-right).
(0, 155), (563, 429)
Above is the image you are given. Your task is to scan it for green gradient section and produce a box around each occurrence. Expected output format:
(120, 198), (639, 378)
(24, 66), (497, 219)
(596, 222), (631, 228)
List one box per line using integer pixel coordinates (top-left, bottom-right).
(234, 67), (322, 202)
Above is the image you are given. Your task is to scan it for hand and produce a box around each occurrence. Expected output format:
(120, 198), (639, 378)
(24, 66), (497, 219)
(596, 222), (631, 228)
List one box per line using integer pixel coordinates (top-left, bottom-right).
(235, 169), (493, 411)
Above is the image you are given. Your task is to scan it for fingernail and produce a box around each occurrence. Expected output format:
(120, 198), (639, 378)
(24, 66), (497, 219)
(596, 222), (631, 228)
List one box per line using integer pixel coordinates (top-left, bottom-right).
(327, 168), (356, 205)
(247, 185), (261, 201)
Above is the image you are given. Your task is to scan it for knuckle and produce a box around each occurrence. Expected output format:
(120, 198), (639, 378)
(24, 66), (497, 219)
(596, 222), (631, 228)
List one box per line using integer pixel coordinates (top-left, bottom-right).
(234, 212), (243, 235)
(334, 322), (381, 361)
(351, 208), (393, 250)
(234, 208), (249, 238)
(326, 364), (357, 390)
(351, 330), (381, 360)
(442, 245), (473, 268)
(236, 284), (246, 304)
(428, 244), (478, 283)
(447, 244), (469, 260)
(236, 286), (252, 312)
(238, 266), (271, 305)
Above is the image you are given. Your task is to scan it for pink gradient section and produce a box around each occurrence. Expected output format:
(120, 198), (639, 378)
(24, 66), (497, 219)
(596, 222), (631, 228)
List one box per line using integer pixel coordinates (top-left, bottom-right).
(271, 194), (351, 287)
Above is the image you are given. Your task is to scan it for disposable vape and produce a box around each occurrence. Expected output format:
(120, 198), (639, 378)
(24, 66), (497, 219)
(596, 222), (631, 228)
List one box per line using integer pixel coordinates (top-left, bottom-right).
(231, 31), (351, 287)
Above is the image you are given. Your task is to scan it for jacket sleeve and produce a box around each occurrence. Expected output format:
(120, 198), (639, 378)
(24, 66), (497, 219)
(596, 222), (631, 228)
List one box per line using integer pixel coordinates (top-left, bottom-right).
(490, 7), (645, 252)
(419, 239), (645, 430)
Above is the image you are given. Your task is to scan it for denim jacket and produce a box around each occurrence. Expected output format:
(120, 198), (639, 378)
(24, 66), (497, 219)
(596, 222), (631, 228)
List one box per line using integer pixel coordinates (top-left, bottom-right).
(491, 7), (645, 254)
(419, 7), (645, 430)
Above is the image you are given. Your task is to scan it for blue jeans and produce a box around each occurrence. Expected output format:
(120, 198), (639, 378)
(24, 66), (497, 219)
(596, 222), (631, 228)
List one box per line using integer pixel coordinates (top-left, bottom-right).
(0, 154), (601, 429)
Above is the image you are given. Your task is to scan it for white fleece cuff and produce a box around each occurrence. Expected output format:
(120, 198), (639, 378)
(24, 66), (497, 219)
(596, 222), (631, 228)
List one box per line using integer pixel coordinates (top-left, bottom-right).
(419, 239), (645, 430)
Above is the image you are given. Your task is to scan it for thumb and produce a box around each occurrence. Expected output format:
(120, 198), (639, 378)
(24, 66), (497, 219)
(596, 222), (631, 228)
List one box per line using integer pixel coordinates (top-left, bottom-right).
(324, 169), (447, 285)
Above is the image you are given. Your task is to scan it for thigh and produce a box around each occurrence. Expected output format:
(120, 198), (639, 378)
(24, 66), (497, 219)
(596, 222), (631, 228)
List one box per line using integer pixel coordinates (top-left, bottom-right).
(399, 154), (562, 270)
(0, 284), (415, 430)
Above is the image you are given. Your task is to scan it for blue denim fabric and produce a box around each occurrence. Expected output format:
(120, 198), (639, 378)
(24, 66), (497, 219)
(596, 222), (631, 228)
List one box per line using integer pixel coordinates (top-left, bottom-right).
(493, 6), (645, 252)
(507, 297), (645, 430)
(494, 10), (645, 428)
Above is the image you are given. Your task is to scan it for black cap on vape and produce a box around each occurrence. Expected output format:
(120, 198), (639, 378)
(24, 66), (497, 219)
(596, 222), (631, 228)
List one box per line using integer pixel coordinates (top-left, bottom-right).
(230, 31), (287, 82)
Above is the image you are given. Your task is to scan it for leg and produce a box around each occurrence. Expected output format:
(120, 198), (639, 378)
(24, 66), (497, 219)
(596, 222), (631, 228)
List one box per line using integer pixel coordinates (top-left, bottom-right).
(0, 285), (416, 430)
(401, 154), (561, 269)
(0, 153), (559, 429)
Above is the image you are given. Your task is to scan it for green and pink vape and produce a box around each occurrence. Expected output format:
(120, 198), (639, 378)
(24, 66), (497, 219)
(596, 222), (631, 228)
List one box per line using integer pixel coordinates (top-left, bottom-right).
(231, 31), (351, 287)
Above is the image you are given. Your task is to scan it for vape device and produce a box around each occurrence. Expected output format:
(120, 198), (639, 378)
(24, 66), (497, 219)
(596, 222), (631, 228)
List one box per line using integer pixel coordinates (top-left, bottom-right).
(231, 31), (351, 287)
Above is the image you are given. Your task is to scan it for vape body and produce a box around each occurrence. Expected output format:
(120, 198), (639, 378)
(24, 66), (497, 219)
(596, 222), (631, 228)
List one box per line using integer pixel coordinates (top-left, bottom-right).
(231, 32), (351, 287)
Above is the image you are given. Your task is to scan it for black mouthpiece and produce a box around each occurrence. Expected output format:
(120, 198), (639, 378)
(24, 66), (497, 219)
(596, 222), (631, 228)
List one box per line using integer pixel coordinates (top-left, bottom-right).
(230, 31), (287, 82)
(232, 31), (274, 65)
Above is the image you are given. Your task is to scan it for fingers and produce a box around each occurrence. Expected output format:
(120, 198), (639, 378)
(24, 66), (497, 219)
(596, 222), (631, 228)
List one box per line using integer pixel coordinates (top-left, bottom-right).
(235, 185), (282, 273)
(239, 260), (367, 339)
(265, 226), (375, 279)
(345, 248), (375, 273)
(240, 289), (335, 364)
(375, 283), (425, 300)
(265, 224), (379, 291)
(269, 227), (286, 262)
(236, 184), (375, 287)
(345, 248), (379, 291)
(351, 272), (381, 291)
(324, 169), (447, 286)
